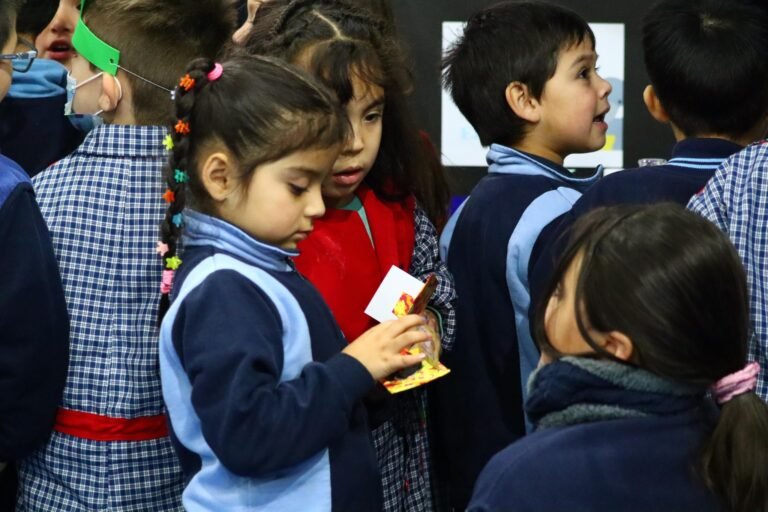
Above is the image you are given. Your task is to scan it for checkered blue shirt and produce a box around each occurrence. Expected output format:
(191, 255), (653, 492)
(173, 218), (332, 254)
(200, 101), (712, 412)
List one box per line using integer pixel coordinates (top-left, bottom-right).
(411, 205), (457, 352)
(688, 141), (768, 400)
(19, 125), (183, 511)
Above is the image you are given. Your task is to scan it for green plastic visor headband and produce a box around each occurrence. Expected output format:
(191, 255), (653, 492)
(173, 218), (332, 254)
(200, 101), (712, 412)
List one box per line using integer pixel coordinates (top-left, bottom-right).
(72, 0), (120, 75)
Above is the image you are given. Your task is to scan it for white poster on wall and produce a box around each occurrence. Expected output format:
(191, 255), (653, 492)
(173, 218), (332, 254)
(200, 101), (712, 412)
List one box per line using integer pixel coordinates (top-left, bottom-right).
(441, 22), (625, 169)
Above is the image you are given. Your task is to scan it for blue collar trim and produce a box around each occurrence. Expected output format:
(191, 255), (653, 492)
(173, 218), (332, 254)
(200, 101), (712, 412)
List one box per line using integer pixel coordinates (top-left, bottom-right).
(666, 138), (742, 171)
(487, 144), (602, 186)
(182, 210), (296, 272)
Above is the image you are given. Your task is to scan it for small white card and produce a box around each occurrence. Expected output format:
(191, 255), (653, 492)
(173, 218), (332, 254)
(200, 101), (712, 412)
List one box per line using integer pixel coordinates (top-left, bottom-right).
(365, 266), (428, 323)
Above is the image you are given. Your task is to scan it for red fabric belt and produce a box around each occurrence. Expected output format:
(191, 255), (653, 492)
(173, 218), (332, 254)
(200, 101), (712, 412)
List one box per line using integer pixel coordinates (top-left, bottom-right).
(54, 407), (169, 441)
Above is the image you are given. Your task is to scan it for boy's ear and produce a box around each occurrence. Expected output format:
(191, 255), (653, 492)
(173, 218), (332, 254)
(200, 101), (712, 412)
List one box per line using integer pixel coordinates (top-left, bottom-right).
(200, 151), (238, 202)
(98, 73), (124, 113)
(642, 85), (670, 124)
(599, 330), (634, 362)
(505, 81), (541, 123)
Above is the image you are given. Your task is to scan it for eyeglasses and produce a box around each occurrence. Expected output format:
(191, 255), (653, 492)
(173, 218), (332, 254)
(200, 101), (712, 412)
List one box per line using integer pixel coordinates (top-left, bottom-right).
(0, 38), (37, 73)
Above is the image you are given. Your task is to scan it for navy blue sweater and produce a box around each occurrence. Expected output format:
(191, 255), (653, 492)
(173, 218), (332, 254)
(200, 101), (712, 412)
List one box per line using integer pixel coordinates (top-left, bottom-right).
(160, 210), (380, 511)
(0, 155), (69, 461)
(530, 138), (743, 320)
(433, 145), (600, 511)
(469, 358), (724, 512)
(0, 60), (83, 177)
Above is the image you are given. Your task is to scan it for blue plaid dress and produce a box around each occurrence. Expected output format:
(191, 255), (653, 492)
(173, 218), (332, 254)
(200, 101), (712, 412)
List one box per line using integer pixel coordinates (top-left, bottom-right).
(688, 141), (768, 400)
(18, 125), (184, 511)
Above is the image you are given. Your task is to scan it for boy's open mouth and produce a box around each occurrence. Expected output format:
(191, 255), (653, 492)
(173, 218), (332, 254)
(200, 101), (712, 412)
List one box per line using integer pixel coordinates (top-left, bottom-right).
(593, 113), (607, 123)
(47, 40), (74, 61)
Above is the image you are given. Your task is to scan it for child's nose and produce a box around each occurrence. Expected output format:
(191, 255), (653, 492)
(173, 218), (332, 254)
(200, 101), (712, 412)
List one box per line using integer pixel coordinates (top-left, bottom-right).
(51, 15), (73, 33)
(600, 77), (612, 98)
(342, 125), (364, 156)
(306, 188), (326, 219)
(50, 5), (74, 33)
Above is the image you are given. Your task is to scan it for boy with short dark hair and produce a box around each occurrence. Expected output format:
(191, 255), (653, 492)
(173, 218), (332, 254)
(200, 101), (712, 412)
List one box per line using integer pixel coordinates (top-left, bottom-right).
(18, 1), (235, 509)
(686, 0), (768, 404)
(530, 0), (768, 335)
(432, 1), (611, 509)
(0, 0), (69, 507)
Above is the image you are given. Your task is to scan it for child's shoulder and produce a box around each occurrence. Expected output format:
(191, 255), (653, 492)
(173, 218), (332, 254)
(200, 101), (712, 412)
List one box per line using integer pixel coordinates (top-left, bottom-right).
(728, 140), (768, 172)
(0, 155), (31, 206)
(471, 426), (587, 508)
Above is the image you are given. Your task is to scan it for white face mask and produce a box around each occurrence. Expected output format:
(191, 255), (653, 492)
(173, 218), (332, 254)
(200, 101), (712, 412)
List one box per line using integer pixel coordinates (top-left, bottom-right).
(64, 70), (123, 133)
(64, 70), (104, 116)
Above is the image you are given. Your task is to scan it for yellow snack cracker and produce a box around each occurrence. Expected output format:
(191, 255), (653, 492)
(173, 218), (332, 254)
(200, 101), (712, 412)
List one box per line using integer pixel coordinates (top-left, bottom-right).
(383, 274), (450, 393)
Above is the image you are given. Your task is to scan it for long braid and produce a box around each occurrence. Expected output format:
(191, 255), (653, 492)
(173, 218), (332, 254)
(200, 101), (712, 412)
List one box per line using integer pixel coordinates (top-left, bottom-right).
(158, 58), (219, 321)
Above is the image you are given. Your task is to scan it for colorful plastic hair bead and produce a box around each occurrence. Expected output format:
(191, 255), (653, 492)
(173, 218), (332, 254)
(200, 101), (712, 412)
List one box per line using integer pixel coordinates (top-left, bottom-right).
(179, 74), (195, 92)
(174, 169), (189, 183)
(155, 241), (169, 256)
(175, 120), (190, 135)
(165, 255), (182, 270)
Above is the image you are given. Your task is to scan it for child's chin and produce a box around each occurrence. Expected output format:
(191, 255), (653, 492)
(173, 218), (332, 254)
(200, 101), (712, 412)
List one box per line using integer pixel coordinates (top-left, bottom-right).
(587, 139), (607, 153)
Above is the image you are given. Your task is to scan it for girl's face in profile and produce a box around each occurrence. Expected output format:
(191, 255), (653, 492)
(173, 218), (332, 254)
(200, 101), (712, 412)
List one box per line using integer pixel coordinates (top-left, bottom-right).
(542, 253), (594, 362)
(542, 252), (635, 365)
(216, 146), (337, 249)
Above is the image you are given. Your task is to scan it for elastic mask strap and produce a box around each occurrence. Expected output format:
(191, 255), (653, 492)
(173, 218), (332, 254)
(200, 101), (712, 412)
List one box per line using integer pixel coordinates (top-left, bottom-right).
(74, 71), (103, 90)
(117, 65), (175, 101)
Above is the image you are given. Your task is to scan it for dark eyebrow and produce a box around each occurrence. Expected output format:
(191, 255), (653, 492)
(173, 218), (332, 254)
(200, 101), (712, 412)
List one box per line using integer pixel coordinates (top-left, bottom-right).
(570, 53), (597, 69)
(363, 96), (385, 112)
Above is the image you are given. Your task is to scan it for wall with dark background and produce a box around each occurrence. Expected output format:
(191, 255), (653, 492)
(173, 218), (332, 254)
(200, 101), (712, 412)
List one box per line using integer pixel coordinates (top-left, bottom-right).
(389, 0), (675, 194)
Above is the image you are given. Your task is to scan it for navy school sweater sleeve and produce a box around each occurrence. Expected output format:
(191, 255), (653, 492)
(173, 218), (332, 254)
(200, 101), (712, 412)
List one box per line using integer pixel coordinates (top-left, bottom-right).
(171, 269), (375, 477)
(0, 169), (69, 460)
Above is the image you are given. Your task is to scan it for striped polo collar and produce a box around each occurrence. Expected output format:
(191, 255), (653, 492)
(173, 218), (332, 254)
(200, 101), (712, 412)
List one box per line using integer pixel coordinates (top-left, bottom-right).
(666, 138), (743, 170)
(487, 144), (602, 186)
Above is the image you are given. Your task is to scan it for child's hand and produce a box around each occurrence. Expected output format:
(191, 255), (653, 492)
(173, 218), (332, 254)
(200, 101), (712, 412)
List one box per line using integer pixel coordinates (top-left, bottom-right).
(345, 315), (432, 381)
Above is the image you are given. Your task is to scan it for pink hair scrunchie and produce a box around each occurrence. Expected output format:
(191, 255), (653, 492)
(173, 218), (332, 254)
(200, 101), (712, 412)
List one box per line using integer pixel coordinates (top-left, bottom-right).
(711, 361), (760, 404)
(207, 63), (224, 82)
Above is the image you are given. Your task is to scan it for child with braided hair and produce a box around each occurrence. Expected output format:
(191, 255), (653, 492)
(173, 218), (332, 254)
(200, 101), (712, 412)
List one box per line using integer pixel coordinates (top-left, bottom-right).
(246, 2), (456, 510)
(157, 55), (433, 512)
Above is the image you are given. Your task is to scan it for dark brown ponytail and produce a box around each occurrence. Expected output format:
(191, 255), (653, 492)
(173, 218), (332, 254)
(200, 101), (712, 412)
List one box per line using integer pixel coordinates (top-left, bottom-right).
(700, 391), (768, 512)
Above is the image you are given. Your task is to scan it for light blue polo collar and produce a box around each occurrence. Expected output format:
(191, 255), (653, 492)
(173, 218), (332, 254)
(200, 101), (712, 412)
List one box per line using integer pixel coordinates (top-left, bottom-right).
(487, 144), (602, 186)
(182, 210), (296, 272)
